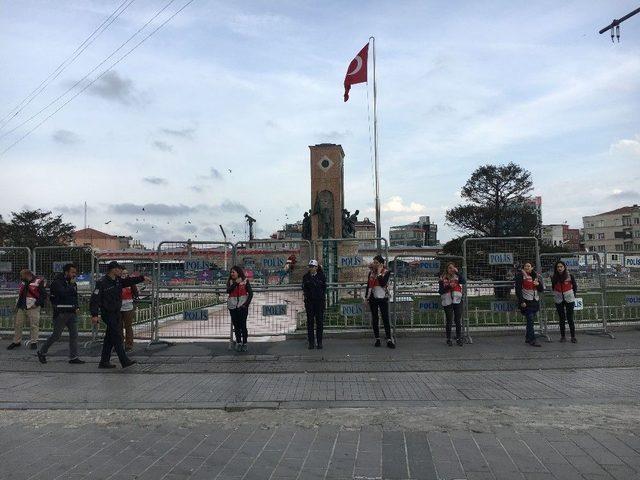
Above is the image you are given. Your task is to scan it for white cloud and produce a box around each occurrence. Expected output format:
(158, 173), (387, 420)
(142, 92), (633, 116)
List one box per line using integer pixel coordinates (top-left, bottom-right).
(380, 196), (427, 214)
(610, 135), (640, 157)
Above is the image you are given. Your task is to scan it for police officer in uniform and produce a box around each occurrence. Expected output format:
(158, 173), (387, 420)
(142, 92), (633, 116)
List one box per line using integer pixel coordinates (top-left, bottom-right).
(90, 261), (150, 369)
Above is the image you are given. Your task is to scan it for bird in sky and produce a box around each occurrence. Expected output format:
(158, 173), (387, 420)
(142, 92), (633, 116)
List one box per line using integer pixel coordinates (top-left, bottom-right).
(105, 220), (112, 225)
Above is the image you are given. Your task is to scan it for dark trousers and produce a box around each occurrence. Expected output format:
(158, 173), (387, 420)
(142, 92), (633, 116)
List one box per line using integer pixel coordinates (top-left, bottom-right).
(230, 308), (248, 344)
(305, 300), (325, 346)
(100, 310), (131, 366)
(556, 301), (575, 338)
(40, 312), (79, 359)
(525, 311), (536, 342)
(369, 298), (391, 339)
(443, 303), (462, 340)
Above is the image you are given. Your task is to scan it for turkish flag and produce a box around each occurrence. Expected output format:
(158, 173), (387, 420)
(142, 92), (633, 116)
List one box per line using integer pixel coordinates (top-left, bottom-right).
(343, 43), (368, 102)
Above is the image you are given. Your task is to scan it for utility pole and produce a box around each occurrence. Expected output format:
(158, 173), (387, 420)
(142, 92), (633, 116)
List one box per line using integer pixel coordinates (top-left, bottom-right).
(599, 6), (640, 41)
(245, 214), (256, 241)
(219, 225), (228, 271)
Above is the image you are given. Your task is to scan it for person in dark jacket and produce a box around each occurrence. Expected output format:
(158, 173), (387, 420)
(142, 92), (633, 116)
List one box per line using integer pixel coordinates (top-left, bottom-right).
(37, 263), (84, 364)
(302, 259), (326, 349)
(227, 266), (253, 352)
(438, 262), (466, 346)
(551, 260), (578, 343)
(90, 261), (149, 369)
(8, 269), (47, 350)
(515, 261), (544, 347)
(366, 255), (395, 348)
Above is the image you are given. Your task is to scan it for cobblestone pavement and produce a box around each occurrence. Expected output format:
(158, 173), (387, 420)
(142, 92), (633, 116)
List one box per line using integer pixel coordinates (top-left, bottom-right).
(2, 419), (640, 480)
(1, 331), (639, 479)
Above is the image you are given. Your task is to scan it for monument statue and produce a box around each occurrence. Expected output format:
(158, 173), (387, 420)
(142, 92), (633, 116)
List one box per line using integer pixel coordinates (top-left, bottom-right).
(342, 209), (360, 238)
(313, 190), (334, 238)
(301, 210), (312, 240)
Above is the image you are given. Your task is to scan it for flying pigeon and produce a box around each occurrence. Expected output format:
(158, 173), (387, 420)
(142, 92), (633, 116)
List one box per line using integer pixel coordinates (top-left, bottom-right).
(105, 220), (112, 224)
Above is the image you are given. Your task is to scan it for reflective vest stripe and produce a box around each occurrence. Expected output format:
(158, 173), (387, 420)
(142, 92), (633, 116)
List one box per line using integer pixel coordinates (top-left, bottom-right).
(441, 275), (463, 306)
(553, 277), (575, 303)
(368, 270), (388, 299)
(521, 271), (539, 301)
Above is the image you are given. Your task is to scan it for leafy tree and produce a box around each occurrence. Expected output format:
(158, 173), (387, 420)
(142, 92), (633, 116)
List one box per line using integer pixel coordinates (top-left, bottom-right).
(442, 235), (475, 257)
(3, 209), (75, 249)
(539, 243), (572, 254)
(445, 163), (538, 237)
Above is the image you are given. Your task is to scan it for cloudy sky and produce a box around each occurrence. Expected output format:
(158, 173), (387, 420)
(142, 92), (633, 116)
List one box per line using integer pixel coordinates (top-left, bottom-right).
(1, 0), (639, 246)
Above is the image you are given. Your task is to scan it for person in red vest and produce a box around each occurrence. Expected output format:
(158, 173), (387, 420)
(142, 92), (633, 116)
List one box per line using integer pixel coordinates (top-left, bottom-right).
(515, 261), (545, 347)
(439, 262), (466, 346)
(551, 260), (578, 343)
(227, 265), (253, 352)
(366, 255), (395, 348)
(119, 268), (140, 351)
(8, 269), (47, 350)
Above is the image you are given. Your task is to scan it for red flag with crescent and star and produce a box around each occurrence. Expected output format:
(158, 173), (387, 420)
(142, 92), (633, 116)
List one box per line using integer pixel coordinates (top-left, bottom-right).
(343, 43), (368, 102)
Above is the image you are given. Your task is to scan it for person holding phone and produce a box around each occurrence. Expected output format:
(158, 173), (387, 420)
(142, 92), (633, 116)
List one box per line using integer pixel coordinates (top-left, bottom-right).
(439, 262), (466, 346)
(227, 266), (253, 352)
(515, 261), (544, 347)
(366, 255), (395, 348)
(551, 260), (578, 343)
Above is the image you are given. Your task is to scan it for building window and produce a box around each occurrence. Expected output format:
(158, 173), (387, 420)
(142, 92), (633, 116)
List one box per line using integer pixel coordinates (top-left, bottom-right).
(623, 217), (632, 226)
(597, 233), (605, 240)
(597, 245), (605, 252)
(587, 234), (594, 240)
(598, 220), (604, 227)
(615, 245), (623, 251)
(635, 218), (640, 225)
(611, 254), (619, 261)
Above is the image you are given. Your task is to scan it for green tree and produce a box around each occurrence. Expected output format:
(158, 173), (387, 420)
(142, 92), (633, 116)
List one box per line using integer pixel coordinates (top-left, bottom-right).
(3, 209), (75, 249)
(442, 235), (475, 256)
(445, 163), (538, 237)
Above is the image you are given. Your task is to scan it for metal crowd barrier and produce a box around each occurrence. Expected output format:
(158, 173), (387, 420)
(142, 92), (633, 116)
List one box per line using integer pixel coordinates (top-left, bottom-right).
(391, 254), (466, 340)
(462, 236), (547, 344)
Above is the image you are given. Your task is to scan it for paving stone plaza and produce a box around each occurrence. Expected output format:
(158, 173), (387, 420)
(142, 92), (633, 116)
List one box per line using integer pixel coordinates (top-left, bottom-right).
(1, 331), (640, 479)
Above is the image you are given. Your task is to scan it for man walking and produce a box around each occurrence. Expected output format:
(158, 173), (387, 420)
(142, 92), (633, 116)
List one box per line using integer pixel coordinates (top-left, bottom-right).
(90, 261), (149, 369)
(7, 269), (47, 350)
(37, 263), (85, 364)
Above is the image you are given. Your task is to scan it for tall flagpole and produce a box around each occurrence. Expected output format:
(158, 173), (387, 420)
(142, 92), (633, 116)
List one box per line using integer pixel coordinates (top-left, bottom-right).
(370, 36), (381, 251)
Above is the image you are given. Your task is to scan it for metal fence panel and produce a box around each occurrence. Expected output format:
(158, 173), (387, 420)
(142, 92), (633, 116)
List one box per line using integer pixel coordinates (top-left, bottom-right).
(300, 238), (389, 333)
(463, 237), (544, 343)
(390, 254), (464, 336)
(602, 251), (640, 327)
(234, 240), (312, 287)
(0, 247), (31, 332)
(230, 240), (311, 339)
(152, 241), (234, 342)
